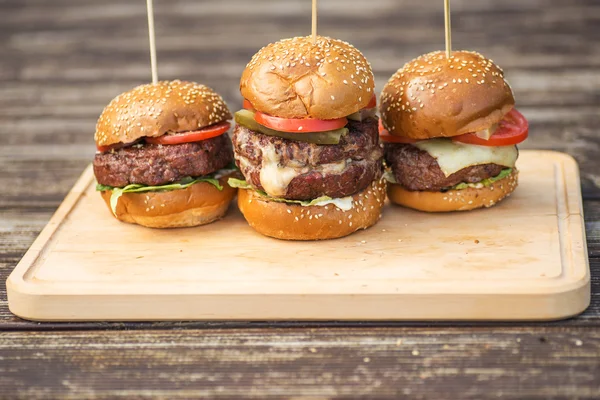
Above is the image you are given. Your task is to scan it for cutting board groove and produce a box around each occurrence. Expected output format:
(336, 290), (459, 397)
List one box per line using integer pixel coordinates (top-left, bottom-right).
(6, 151), (590, 321)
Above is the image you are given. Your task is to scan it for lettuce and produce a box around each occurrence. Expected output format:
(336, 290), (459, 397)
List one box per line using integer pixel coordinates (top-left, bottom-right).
(97, 176), (222, 216)
(382, 168), (512, 191)
(227, 177), (353, 209)
(452, 168), (513, 190)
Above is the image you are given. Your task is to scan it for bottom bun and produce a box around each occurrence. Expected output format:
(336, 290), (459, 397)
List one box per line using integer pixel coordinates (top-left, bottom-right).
(387, 169), (518, 212)
(100, 176), (236, 228)
(237, 178), (387, 241)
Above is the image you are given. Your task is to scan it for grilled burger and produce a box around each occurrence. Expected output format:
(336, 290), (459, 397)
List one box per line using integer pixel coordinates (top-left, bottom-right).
(230, 36), (386, 240)
(379, 51), (528, 212)
(93, 80), (236, 228)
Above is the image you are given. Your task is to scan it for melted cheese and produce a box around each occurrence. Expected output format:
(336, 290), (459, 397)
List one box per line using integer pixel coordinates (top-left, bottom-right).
(259, 145), (302, 197)
(311, 196), (354, 211)
(413, 139), (518, 177)
(258, 145), (348, 197)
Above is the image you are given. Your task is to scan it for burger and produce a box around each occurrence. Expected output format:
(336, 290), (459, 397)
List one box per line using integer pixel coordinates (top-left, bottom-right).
(93, 80), (237, 228)
(229, 36), (386, 240)
(379, 51), (528, 212)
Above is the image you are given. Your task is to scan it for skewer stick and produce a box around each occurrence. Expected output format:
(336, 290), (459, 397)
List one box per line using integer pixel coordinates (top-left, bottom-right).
(312, 0), (317, 43)
(444, 0), (452, 58)
(146, 0), (158, 83)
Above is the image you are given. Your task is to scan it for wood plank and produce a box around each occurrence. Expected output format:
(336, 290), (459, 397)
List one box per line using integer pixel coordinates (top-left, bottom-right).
(0, 327), (598, 399)
(1, 217), (598, 327)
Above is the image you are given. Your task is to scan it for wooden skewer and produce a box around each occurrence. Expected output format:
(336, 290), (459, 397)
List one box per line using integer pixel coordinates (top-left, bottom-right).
(444, 0), (452, 58)
(312, 0), (317, 43)
(146, 0), (158, 84)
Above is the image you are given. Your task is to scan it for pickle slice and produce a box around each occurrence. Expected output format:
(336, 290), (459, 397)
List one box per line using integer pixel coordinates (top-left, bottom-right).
(234, 110), (347, 145)
(347, 108), (377, 122)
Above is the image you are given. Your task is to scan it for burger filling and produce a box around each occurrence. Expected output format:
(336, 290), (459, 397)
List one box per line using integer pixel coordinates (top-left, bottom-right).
(384, 142), (516, 192)
(380, 108), (528, 192)
(231, 108), (383, 207)
(93, 134), (234, 214)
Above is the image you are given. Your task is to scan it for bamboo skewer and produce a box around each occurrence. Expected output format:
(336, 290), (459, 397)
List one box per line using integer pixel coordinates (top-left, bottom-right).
(146, 0), (158, 83)
(444, 0), (452, 58)
(312, 0), (318, 43)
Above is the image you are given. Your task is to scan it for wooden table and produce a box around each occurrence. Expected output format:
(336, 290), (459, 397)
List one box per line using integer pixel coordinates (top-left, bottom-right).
(1, 0), (599, 397)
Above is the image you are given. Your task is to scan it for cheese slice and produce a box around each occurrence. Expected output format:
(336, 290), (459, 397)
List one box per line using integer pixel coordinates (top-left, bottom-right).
(413, 139), (518, 177)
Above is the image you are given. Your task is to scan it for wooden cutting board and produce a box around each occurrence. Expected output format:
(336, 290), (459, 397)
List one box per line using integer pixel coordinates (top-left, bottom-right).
(6, 150), (590, 321)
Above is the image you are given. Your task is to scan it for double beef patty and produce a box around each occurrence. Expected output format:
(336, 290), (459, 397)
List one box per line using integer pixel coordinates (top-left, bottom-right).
(385, 143), (505, 192)
(94, 134), (233, 187)
(233, 118), (383, 200)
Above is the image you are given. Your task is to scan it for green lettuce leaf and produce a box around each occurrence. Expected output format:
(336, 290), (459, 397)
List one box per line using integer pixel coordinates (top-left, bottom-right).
(452, 168), (512, 190)
(227, 177), (345, 207)
(97, 176), (223, 216)
(227, 178), (253, 190)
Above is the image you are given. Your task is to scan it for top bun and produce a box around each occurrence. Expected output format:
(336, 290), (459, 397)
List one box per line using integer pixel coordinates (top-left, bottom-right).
(95, 80), (232, 146)
(240, 36), (374, 120)
(380, 51), (515, 139)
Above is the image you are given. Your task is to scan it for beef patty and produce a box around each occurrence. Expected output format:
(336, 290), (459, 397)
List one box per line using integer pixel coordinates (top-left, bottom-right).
(93, 134), (233, 187)
(232, 118), (383, 200)
(385, 143), (506, 191)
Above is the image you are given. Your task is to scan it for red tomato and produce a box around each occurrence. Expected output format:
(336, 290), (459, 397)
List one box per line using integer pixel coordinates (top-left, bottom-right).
(145, 121), (230, 145)
(452, 109), (528, 146)
(379, 129), (420, 144)
(254, 111), (347, 133)
(366, 94), (377, 109)
(96, 140), (139, 152)
(243, 99), (255, 111)
(378, 119), (419, 143)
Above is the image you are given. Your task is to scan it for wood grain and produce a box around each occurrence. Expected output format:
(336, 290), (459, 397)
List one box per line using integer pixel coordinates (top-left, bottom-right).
(0, 0), (599, 397)
(6, 152), (591, 322)
(0, 328), (599, 399)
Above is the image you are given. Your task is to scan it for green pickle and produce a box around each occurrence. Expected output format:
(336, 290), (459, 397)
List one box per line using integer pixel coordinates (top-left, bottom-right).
(234, 109), (348, 145)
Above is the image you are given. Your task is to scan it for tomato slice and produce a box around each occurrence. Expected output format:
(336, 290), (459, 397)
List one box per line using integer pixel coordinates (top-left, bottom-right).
(243, 99), (255, 111)
(366, 94), (377, 109)
(97, 144), (114, 152)
(96, 140), (139, 152)
(145, 121), (230, 145)
(254, 111), (347, 133)
(379, 129), (420, 144)
(378, 119), (419, 143)
(452, 109), (528, 146)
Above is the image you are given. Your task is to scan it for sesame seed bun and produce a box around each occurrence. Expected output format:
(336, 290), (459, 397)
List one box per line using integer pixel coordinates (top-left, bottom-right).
(387, 169), (518, 212)
(237, 178), (386, 240)
(240, 36), (374, 120)
(380, 51), (515, 139)
(95, 80), (232, 147)
(99, 176), (236, 228)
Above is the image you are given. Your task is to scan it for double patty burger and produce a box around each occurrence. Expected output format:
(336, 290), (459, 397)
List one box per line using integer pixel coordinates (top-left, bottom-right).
(379, 51), (529, 212)
(94, 80), (236, 228)
(230, 36), (386, 240)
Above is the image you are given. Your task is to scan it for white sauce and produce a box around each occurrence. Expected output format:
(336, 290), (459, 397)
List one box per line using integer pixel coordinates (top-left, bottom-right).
(311, 196), (354, 211)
